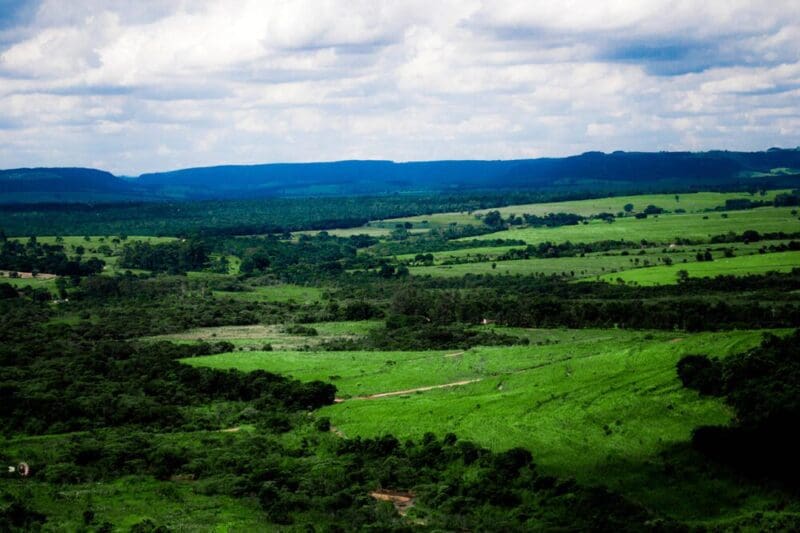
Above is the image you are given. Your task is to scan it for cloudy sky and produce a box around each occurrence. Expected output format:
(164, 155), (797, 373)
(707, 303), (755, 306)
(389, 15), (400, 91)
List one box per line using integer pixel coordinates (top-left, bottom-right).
(0, 0), (798, 175)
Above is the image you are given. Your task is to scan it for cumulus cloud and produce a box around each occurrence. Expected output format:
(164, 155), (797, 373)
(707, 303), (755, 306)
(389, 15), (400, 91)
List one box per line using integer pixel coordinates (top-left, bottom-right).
(0, 0), (798, 174)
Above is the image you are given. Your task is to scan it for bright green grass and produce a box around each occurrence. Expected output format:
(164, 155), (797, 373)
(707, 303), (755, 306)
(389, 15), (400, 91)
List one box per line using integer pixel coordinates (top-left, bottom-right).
(598, 250), (800, 285)
(212, 283), (324, 304)
(185, 328), (789, 522)
(465, 207), (800, 246)
(371, 190), (792, 228)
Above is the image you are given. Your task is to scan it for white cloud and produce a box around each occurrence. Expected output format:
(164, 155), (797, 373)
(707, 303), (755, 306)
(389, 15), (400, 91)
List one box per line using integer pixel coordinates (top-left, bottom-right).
(0, 0), (798, 174)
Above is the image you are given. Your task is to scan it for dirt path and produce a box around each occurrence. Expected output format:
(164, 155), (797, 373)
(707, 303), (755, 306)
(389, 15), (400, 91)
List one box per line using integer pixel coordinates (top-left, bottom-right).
(444, 351), (464, 358)
(369, 490), (415, 516)
(351, 379), (482, 400)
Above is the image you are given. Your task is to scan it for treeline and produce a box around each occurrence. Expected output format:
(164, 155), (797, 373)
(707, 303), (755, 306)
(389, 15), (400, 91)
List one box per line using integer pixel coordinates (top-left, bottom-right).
(2, 429), (667, 531)
(0, 237), (104, 276)
(0, 324), (335, 435)
(119, 240), (210, 273)
(677, 331), (800, 486)
(0, 190), (618, 237)
(373, 281), (800, 335)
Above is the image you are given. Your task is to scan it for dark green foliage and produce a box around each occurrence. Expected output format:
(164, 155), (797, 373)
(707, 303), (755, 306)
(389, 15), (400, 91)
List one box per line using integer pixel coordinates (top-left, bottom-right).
(0, 238), (104, 276)
(0, 495), (47, 531)
(676, 355), (723, 395)
(679, 331), (800, 485)
(120, 240), (210, 273)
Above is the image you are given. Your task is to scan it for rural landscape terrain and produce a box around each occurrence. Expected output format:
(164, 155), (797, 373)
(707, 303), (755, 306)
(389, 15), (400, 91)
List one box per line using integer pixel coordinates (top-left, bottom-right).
(2, 152), (800, 530)
(2, 1), (800, 530)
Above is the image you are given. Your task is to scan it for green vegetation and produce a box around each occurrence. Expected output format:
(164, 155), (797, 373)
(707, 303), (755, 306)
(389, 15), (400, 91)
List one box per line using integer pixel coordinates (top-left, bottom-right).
(374, 190), (792, 228)
(599, 250), (800, 285)
(467, 207), (800, 246)
(213, 283), (324, 304)
(3, 187), (800, 530)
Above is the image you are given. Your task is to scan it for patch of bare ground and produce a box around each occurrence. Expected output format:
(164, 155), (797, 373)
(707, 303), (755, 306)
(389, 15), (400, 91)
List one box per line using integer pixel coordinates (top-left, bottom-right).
(0, 270), (57, 279)
(348, 379), (482, 401)
(369, 490), (415, 516)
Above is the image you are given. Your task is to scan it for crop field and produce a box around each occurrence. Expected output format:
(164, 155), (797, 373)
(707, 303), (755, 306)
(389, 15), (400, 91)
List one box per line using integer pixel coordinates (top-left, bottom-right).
(597, 250), (800, 285)
(465, 207), (800, 246)
(185, 327), (789, 521)
(370, 189), (792, 228)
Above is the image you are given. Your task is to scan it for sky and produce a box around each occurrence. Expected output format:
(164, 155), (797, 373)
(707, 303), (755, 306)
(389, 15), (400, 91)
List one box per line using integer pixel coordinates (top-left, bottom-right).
(0, 0), (798, 175)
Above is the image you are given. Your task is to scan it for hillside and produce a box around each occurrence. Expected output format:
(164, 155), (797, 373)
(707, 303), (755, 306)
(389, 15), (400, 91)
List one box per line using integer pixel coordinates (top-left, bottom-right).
(2, 148), (799, 203)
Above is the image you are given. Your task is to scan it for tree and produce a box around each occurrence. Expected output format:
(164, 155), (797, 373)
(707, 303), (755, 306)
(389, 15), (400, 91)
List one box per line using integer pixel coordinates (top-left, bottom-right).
(623, 203), (634, 213)
(483, 210), (504, 228)
(677, 269), (690, 283)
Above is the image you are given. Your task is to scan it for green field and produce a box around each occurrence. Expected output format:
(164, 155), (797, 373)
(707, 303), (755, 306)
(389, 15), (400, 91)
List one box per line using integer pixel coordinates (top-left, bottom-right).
(598, 250), (800, 285)
(406, 241), (793, 279)
(150, 320), (380, 350)
(0, 273), (58, 292)
(185, 327), (788, 521)
(466, 207), (799, 246)
(212, 283), (324, 304)
(407, 249), (688, 278)
(370, 190), (792, 229)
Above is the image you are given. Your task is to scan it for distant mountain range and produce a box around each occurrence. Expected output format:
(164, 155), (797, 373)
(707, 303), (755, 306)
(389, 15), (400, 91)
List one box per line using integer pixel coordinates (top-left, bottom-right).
(2, 149), (799, 203)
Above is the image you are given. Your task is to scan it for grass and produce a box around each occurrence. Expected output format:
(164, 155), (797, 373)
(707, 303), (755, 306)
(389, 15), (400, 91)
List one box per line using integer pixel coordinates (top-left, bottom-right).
(212, 284), (324, 304)
(184, 327), (792, 522)
(0, 431), (266, 531)
(405, 241), (793, 279)
(465, 207), (800, 246)
(370, 190), (793, 228)
(597, 250), (800, 285)
(149, 320), (381, 350)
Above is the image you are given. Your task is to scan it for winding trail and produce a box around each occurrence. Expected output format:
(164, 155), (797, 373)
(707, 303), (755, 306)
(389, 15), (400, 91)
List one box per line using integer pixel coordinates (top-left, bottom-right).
(336, 379), (482, 402)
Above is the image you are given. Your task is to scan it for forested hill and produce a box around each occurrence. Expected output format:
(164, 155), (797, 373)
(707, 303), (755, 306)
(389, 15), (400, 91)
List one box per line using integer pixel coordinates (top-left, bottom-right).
(3, 148), (800, 203)
(0, 167), (157, 203)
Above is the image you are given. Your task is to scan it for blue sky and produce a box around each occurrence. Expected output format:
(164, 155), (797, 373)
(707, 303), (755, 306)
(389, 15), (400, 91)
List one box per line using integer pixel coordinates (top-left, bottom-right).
(0, 0), (798, 175)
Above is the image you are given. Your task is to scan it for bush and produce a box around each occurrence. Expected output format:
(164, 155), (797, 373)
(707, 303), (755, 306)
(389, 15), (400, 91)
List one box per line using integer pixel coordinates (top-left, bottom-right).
(676, 355), (722, 395)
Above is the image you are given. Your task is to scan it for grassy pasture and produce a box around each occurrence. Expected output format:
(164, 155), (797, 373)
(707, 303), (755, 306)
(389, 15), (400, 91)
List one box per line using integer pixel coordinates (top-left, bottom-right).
(598, 250), (800, 285)
(185, 327), (790, 522)
(212, 283), (324, 304)
(407, 249), (692, 278)
(370, 190), (793, 228)
(406, 241), (793, 279)
(150, 320), (380, 350)
(465, 207), (800, 246)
